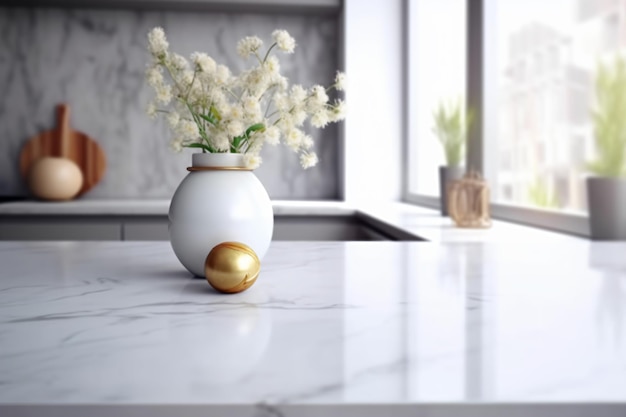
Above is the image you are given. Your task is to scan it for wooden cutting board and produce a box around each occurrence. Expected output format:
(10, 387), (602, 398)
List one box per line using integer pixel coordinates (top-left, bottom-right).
(20, 104), (106, 196)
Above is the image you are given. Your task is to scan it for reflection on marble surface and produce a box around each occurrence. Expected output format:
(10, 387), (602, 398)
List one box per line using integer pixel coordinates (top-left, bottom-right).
(0, 8), (339, 199)
(1, 241), (626, 416)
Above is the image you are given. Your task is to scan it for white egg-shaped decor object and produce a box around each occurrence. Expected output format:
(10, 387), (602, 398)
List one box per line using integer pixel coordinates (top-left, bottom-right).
(28, 156), (84, 201)
(169, 153), (273, 278)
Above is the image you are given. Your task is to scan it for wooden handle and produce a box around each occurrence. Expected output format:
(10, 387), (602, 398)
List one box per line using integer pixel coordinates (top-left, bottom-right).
(56, 104), (70, 157)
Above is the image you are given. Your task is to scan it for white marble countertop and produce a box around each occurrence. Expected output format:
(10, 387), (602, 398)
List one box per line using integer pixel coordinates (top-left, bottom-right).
(1, 241), (625, 417)
(0, 199), (581, 243)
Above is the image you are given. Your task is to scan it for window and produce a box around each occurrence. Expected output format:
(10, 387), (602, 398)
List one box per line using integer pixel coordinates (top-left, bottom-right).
(407, 0), (467, 196)
(488, 0), (619, 213)
(404, 0), (622, 235)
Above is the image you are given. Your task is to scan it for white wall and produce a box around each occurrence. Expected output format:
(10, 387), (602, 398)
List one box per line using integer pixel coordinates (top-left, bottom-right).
(342, 0), (404, 204)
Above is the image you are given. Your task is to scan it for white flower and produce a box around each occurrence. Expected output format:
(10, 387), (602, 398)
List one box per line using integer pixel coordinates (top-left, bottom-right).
(227, 120), (245, 137)
(177, 119), (200, 140)
(273, 75), (288, 92)
(265, 126), (280, 145)
(170, 137), (184, 153)
(334, 71), (346, 91)
(237, 36), (264, 59)
(216, 65), (231, 85)
(244, 154), (262, 169)
(242, 95), (261, 118)
(300, 152), (318, 169)
(146, 67), (163, 87)
(310, 85), (329, 107)
(170, 53), (189, 71)
(272, 29), (296, 53)
(148, 27), (169, 57)
(213, 133), (230, 151)
(301, 134), (314, 150)
(329, 99), (347, 122)
(146, 102), (157, 119)
(273, 92), (289, 112)
(215, 100), (231, 119)
(311, 110), (329, 128)
(155, 84), (172, 105)
(229, 105), (244, 121)
(289, 85), (307, 106)
(292, 109), (307, 127)
(244, 67), (269, 95)
(285, 128), (303, 151)
(264, 56), (280, 75)
(191, 52), (216, 73)
(179, 70), (194, 87)
(167, 111), (180, 128)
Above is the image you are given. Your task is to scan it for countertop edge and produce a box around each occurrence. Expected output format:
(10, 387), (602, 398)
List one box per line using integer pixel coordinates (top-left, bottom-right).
(0, 200), (584, 243)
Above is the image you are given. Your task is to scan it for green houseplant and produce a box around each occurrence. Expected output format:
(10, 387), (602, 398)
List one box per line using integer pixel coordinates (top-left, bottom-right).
(432, 99), (474, 216)
(587, 56), (626, 240)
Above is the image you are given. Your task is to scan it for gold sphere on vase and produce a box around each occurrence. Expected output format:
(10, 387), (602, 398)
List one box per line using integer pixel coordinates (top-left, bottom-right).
(205, 242), (261, 293)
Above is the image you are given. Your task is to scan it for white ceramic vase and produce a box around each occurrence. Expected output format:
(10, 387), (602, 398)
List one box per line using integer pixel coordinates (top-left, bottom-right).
(169, 153), (274, 277)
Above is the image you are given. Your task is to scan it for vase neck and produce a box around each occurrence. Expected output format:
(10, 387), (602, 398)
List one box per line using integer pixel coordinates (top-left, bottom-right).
(192, 153), (245, 168)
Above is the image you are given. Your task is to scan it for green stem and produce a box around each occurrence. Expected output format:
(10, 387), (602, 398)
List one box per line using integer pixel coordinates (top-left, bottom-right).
(184, 70), (198, 102)
(262, 42), (277, 64)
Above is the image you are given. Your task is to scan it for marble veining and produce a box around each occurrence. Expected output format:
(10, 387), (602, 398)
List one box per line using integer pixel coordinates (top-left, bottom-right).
(0, 8), (339, 199)
(1, 241), (626, 416)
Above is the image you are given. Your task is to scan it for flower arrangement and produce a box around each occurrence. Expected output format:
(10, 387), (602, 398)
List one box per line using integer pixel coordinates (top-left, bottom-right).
(145, 27), (346, 169)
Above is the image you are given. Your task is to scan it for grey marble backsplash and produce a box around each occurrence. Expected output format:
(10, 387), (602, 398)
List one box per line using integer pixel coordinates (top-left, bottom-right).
(0, 7), (339, 199)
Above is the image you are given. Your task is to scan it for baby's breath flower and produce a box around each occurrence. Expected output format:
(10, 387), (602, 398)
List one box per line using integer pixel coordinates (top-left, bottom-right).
(242, 95), (261, 117)
(290, 85), (307, 105)
(227, 120), (245, 137)
(310, 85), (329, 107)
(148, 27), (169, 58)
(292, 109), (307, 127)
(300, 152), (318, 169)
(167, 111), (180, 128)
(146, 102), (157, 119)
(334, 71), (346, 91)
(329, 99), (347, 122)
(229, 106), (244, 121)
(272, 29), (296, 53)
(301, 134), (314, 150)
(216, 65), (231, 85)
(285, 128), (303, 151)
(191, 52), (216, 73)
(274, 92), (289, 112)
(177, 119), (200, 140)
(214, 133), (230, 151)
(237, 36), (263, 59)
(265, 126), (280, 146)
(264, 56), (280, 75)
(146, 67), (163, 88)
(170, 53), (189, 71)
(216, 101), (231, 119)
(244, 67), (269, 95)
(274, 75), (288, 92)
(277, 115), (295, 132)
(170, 137), (184, 153)
(311, 110), (329, 128)
(244, 154), (262, 169)
(155, 84), (172, 105)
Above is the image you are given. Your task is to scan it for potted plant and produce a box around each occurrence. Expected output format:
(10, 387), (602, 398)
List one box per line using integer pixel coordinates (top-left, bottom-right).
(432, 100), (474, 216)
(587, 56), (626, 240)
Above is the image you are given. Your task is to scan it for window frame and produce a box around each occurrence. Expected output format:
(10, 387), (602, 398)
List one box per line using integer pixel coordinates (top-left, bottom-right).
(402, 0), (590, 238)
